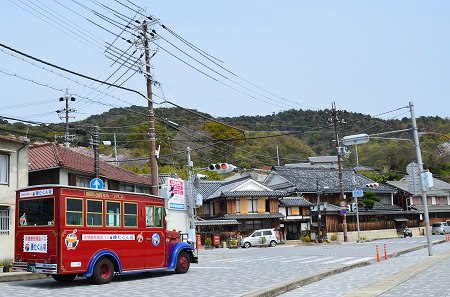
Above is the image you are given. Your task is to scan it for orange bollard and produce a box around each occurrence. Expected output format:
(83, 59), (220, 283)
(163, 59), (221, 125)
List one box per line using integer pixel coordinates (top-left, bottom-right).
(376, 245), (380, 262)
(196, 234), (202, 250)
(384, 243), (388, 260)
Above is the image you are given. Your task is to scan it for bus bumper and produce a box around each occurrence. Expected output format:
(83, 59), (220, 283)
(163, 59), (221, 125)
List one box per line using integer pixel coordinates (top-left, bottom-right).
(12, 261), (58, 274)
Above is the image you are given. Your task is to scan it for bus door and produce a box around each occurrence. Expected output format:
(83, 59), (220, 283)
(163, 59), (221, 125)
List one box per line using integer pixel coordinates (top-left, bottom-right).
(144, 205), (165, 268)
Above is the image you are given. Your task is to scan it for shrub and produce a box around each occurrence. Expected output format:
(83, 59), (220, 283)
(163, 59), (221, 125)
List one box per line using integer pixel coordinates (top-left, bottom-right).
(230, 239), (237, 246)
(302, 234), (311, 243)
(330, 234), (338, 242)
(204, 237), (212, 247)
(259, 236), (267, 245)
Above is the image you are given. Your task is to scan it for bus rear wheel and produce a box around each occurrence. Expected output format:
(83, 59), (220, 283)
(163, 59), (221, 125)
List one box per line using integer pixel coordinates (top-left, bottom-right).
(52, 274), (77, 282)
(175, 251), (190, 274)
(89, 257), (115, 284)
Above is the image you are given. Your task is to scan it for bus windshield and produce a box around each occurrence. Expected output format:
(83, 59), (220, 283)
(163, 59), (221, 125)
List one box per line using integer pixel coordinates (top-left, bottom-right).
(18, 197), (54, 226)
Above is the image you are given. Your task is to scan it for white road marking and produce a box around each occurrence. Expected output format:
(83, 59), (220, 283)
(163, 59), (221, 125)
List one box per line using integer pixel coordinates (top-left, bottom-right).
(321, 257), (356, 264)
(342, 257), (373, 265)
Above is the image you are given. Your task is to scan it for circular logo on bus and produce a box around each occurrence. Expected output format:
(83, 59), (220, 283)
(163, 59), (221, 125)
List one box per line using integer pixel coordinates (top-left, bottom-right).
(151, 233), (160, 246)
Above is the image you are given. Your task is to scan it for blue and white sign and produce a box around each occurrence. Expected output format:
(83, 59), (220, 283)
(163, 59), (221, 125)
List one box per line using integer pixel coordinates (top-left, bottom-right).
(166, 178), (186, 210)
(90, 178), (104, 189)
(20, 188), (53, 198)
(352, 189), (364, 197)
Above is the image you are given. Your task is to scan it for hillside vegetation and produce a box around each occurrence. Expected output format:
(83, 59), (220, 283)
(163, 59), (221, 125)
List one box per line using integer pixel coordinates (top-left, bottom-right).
(1, 106), (449, 182)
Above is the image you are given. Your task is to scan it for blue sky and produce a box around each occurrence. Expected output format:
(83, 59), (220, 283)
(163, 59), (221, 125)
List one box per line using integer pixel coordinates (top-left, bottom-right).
(1, 0), (449, 126)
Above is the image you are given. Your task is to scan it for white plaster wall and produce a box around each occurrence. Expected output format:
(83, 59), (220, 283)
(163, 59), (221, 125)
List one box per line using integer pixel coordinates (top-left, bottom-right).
(0, 141), (28, 260)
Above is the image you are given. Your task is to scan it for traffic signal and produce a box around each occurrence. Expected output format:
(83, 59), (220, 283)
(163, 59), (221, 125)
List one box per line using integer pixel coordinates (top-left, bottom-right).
(346, 202), (357, 212)
(208, 163), (236, 173)
(365, 183), (379, 188)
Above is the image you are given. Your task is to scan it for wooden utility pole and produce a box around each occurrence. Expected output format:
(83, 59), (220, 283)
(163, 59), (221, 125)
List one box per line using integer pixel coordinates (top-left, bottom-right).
(332, 102), (347, 242)
(143, 20), (158, 195)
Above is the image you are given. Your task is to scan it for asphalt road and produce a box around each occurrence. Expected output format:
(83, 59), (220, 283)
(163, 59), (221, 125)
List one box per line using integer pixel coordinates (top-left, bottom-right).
(0, 235), (446, 297)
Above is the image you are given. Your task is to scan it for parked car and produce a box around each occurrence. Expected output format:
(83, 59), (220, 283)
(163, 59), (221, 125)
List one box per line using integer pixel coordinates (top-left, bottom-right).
(240, 229), (280, 248)
(431, 222), (450, 235)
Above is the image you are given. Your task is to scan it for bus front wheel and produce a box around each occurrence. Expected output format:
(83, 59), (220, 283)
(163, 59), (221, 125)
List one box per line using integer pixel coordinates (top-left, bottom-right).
(89, 257), (115, 284)
(175, 251), (190, 274)
(52, 274), (77, 282)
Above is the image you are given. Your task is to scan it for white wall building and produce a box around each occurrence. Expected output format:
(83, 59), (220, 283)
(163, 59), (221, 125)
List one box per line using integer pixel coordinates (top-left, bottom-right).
(0, 136), (29, 260)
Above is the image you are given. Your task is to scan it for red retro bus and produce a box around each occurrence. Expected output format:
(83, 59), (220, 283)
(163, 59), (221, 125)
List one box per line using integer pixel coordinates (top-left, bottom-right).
(12, 185), (197, 284)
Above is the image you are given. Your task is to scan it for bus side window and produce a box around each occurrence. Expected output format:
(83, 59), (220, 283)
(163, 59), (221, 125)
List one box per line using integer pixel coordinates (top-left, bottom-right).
(124, 202), (138, 227)
(146, 205), (154, 227)
(106, 201), (121, 227)
(66, 198), (83, 226)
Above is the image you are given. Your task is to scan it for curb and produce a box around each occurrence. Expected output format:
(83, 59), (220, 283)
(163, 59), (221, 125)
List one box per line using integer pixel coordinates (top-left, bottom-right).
(242, 260), (371, 297)
(0, 272), (48, 282)
(242, 239), (447, 297)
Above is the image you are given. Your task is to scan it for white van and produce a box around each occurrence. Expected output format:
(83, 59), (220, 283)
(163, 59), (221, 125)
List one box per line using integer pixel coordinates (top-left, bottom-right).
(239, 229), (280, 248)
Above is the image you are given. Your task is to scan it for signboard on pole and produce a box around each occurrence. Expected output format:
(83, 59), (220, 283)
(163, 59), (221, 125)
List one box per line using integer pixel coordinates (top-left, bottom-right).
(167, 178), (186, 210)
(89, 178), (104, 189)
(352, 189), (364, 197)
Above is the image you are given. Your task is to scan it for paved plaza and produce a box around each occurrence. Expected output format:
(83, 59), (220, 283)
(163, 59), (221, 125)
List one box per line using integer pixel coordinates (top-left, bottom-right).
(1, 236), (449, 296)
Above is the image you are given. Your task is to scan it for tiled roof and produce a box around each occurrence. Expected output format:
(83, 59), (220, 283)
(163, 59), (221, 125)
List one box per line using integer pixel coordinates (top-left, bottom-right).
(223, 213), (285, 219)
(222, 191), (286, 197)
(279, 198), (314, 207)
(195, 176), (285, 201)
(387, 177), (450, 197)
(270, 166), (397, 193)
(29, 143), (151, 186)
(371, 202), (403, 212)
(195, 219), (240, 226)
(411, 205), (450, 213)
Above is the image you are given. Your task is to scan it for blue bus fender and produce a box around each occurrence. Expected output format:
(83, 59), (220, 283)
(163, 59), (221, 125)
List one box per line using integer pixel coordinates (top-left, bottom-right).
(82, 249), (122, 278)
(167, 242), (194, 269)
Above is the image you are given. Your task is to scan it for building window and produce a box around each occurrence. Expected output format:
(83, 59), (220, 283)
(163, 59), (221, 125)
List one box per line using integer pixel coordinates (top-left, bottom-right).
(86, 200), (103, 226)
(120, 184), (150, 194)
(247, 198), (258, 213)
(202, 204), (210, 215)
(124, 202), (138, 227)
(0, 154), (8, 185)
(76, 176), (91, 188)
(236, 199), (240, 213)
(66, 198), (83, 226)
(0, 208), (9, 234)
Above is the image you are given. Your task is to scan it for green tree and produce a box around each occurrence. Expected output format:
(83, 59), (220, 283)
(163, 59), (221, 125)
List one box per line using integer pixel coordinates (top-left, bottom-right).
(361, 192), (381, 211)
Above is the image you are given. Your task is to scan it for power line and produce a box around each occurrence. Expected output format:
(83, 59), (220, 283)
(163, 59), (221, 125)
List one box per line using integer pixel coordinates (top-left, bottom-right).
(0, 43), (147, 99)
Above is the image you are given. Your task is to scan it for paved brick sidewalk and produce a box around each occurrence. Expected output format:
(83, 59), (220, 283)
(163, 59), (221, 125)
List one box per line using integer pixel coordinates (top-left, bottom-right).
(279, 242), (450, 297)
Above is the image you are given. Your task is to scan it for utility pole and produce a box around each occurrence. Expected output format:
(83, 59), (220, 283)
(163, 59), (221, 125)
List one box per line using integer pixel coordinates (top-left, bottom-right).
(56, 90), (75, 148)
(316, 180), (322, 243)
(409, 102), (433, 256)
(187, 146), (196, 249)
(276, 145), (280, 166)
(331, 102), (347, 242)
(142, 20), (158, 195)
(93, 126), (100, 179)
(113, 133), (118, 162)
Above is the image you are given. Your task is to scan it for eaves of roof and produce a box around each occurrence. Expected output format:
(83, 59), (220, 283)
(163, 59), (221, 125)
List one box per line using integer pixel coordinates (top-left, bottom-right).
(223, 213), (285, 220)
(29, 143), (151, 186)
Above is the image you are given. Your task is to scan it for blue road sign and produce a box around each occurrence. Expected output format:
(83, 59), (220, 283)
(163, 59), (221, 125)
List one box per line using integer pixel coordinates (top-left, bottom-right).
(90, 178), (104, 189)
(340, 208), (347, 215)
(352, 189), (364, 197)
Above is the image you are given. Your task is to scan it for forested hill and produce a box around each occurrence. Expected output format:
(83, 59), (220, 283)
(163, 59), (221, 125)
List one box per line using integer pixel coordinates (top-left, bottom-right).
(1, 106), (449, 181)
